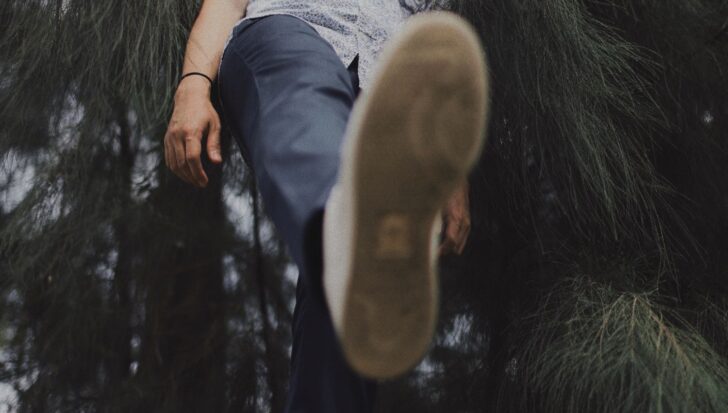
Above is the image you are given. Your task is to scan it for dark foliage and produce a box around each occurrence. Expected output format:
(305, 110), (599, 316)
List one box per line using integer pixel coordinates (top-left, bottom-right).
(1, 0), (726, 412)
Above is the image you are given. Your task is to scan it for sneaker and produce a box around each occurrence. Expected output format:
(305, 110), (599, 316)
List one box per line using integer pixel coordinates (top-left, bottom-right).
(322, 11), (490, 379)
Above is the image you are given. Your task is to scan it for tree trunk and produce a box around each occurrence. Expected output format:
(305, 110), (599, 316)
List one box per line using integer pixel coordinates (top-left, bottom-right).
(135, 126), (227, 412)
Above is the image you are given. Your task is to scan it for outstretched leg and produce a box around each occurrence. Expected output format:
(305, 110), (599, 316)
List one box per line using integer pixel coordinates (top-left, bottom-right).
(218, 14), (376, 413)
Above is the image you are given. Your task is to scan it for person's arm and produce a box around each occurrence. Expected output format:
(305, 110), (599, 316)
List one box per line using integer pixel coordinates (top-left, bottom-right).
(164, 0), (249, 188)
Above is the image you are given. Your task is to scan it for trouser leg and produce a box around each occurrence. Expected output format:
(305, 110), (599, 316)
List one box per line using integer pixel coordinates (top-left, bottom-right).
(218, 15), (377, 413)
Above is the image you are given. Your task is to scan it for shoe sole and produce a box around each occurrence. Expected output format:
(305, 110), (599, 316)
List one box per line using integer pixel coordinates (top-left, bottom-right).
(334, 12), (490, 379)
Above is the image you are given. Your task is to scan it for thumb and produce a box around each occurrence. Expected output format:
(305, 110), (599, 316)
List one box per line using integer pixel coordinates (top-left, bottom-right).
(206, 117), (222, 164)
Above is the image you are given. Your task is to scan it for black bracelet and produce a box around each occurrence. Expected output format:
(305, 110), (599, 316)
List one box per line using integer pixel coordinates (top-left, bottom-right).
(179, 72), (213, 87)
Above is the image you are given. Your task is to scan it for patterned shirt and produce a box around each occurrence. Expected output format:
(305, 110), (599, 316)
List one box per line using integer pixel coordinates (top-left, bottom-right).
(220, 1), (438, 89)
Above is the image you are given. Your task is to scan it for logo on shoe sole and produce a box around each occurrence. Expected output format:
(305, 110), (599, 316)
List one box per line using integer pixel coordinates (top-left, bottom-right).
(375, 213), (413, 259)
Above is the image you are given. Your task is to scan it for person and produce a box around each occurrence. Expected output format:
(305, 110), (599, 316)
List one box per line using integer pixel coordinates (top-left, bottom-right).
(164, 0), (489, 411)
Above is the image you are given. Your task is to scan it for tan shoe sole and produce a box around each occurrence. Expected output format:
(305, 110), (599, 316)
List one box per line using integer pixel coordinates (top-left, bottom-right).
(324, 11), (490, 379)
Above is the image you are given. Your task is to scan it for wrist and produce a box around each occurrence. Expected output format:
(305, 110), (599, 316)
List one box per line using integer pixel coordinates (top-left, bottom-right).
(179, 71), (213, 87)
(176, 75), (212, 98)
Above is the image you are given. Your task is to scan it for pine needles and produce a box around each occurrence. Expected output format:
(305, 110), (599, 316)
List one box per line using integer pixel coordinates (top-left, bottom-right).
(1, 0), (727, 411)
(442, 1), (728, 411)
(504, 276), (728, 413)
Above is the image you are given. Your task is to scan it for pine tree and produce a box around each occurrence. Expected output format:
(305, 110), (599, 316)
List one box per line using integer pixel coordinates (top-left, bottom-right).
(1, 0), (727, 412)
(378, 1), (728, 412)
(0, 1), (293, 411)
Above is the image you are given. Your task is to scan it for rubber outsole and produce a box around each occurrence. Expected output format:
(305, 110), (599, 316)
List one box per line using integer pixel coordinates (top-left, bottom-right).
(327, 12), (490, 379)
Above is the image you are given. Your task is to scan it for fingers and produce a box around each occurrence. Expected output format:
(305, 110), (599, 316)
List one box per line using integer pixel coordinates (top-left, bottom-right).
(438, 215), (471, 256)
(457, 222), (470, 254)
(184, 135), (208, 187)
(438, 239), (456, 256)
(438, 181), (471, 256)
(164, 123), (211, 187)
(206, 113), (223, 164)
(442, 219), (459, 254)
(438, 221), (455, 256)
(164, 128), (195, 186)
(163, 104), (224, 187)
(164, 132), (172, 169)
(170, 135), (190, 182)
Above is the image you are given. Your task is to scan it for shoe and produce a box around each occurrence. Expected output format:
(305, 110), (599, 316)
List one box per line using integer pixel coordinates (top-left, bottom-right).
(322, 11), (490, 379)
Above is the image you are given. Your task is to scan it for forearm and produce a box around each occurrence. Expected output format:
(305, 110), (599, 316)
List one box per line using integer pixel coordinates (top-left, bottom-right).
(179, 0), (248, 94)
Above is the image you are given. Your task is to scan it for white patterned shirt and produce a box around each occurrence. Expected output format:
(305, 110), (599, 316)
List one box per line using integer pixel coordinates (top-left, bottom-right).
(220, 1), (439, 89)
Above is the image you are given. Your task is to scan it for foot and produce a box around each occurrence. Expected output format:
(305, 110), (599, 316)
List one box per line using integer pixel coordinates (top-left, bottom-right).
(322, 11), (490, 379)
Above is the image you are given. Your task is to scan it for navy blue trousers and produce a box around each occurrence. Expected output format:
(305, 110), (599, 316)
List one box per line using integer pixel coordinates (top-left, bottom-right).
(218, 15), (378, 413)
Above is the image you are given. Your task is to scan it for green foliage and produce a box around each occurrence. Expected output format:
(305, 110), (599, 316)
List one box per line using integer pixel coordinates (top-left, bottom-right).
(506, 276), (728, 412)
(0, 0), (726, 411)
(434, 0), (728, 411)
(1, 1), (292, 411)
(452, 0), (693, 274)
(0, 0), (198, 138)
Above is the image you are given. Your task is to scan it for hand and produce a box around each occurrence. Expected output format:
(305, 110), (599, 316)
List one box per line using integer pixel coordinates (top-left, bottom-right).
(164, 76), (223, 188)
(439, 179), (471, 255)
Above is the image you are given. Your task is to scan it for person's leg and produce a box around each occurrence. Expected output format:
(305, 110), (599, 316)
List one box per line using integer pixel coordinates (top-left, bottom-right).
(217, 15), (376, 413)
